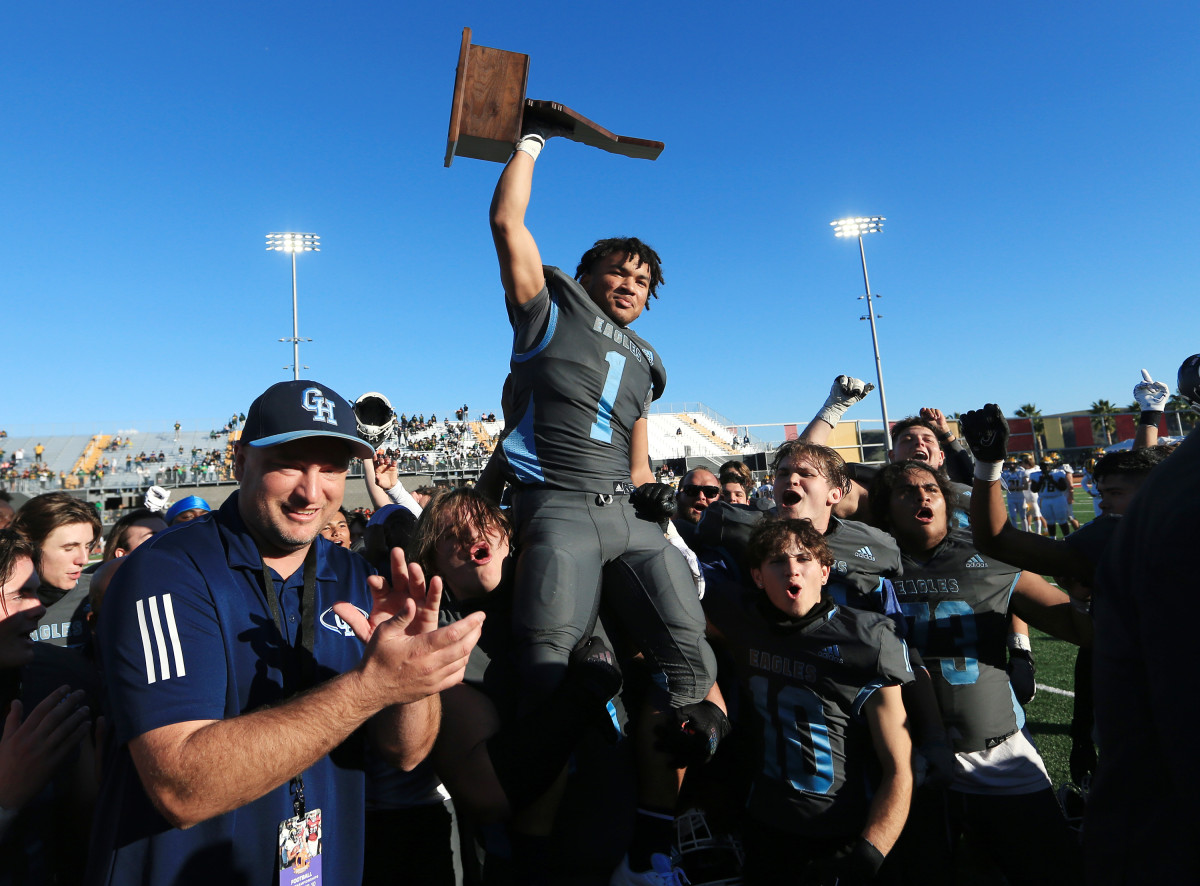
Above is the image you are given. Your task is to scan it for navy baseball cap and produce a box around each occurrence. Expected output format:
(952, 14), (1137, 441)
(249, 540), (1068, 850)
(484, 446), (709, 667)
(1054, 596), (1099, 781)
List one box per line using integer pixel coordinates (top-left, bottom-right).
(241, 380), (374, 460)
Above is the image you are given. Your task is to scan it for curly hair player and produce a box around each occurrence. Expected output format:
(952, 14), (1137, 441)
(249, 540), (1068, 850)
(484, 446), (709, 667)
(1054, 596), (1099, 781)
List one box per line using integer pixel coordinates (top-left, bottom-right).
(485, 120), (724, 885)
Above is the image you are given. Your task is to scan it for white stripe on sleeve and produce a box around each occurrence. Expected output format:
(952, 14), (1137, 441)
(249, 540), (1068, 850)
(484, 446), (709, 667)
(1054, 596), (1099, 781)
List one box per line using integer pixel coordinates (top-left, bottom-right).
(161, 593), (186, 679)
(135, 598), (157, 684)
(147, 596), (172, 681)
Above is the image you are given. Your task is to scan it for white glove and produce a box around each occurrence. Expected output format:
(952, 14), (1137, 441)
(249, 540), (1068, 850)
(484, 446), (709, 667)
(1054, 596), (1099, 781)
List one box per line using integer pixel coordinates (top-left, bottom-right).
(665, 520), (705, 600)
(143, 485), (170, 513)
(815, 375), (875, 426)
(1133, 369), (1169, 412)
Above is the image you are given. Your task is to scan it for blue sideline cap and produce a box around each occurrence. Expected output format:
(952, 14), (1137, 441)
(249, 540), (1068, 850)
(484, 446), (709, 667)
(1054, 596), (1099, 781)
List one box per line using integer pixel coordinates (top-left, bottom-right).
(241, 380), (374, 460)
(165, 495), (211, 524)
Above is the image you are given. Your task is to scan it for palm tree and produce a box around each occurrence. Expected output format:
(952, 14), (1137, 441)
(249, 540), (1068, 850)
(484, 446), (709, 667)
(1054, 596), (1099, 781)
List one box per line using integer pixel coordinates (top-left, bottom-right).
(1090, 399), (1118, 446)
(1015, 404), (1045, 459)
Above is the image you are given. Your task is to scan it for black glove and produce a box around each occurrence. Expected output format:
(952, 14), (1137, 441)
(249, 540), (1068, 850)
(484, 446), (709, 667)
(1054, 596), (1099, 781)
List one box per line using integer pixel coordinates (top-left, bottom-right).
(630, 482), (677, 523)
(567, 635), (623, 702)
(959, 404), (1010, 462)
(653, 699), (730, 768)
(1007, 647), (1037, 707)
(803, 836), (885, 885)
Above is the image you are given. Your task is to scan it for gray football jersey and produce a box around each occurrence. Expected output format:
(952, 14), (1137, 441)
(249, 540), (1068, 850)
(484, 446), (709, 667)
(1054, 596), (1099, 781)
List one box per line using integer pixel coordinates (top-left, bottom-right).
(823, 516), (905, 622)
(705, 587), (913, 836)
(496, 267), (666, 493)
(895, 530), (1023, 752)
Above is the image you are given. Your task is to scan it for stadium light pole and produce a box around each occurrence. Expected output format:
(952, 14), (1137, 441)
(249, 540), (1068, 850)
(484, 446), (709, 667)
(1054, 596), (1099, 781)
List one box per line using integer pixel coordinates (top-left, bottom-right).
(831, 217), (892, 452)
(266, 232), (320, 380)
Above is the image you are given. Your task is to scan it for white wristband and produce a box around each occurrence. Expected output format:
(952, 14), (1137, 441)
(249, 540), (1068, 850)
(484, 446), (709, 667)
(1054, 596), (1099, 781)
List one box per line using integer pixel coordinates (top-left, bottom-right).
(514, 133), (545, 161)
(1007, 632), (1032, 652)
(974, 460), (1003, 482)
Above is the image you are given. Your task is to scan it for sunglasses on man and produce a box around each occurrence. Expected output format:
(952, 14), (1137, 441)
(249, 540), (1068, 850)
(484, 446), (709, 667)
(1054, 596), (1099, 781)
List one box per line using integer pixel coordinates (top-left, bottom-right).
(682, 484), (720, 498)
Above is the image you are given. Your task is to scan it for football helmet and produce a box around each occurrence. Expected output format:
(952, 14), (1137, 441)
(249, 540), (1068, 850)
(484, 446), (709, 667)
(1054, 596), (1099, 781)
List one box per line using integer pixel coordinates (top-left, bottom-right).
(1177, 353), (1200, 409)
(353, 392), (397, 448)
(143, 485), (171, 513)
(674, 808), (744, 886)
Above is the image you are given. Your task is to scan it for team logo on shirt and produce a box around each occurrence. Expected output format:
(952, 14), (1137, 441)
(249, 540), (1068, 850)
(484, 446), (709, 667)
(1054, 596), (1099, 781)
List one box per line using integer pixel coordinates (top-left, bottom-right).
(853, 546), (876, 562)
(319, 605), (369, 637)
(964, 554), (989, 568)
(136, 594), (187, 684)
(816, 644), (843, 664)
(302, 387), (337, 424)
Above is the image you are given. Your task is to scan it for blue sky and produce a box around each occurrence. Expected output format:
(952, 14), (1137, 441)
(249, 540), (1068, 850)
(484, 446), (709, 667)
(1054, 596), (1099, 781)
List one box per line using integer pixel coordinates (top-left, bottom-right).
(3, 1), (1197, 436)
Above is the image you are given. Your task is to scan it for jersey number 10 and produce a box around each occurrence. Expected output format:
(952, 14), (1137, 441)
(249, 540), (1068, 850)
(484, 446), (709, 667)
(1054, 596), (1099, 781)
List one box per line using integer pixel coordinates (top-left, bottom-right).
(749, 676), (835, 795)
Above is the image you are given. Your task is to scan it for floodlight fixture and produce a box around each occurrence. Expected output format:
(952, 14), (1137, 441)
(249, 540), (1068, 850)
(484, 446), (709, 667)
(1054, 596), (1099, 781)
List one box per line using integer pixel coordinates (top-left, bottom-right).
(830, 215), (892, 450)
(831, 217), (884, 238)
(266, 231), (320, 380)
(266, 232), (321, 253)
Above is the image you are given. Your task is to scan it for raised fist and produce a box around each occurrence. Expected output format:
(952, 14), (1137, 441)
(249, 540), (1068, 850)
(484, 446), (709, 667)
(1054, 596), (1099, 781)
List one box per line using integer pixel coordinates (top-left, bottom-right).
(1133, 369), (1169, 412)
(816, 375), (875, 426)
(520, 112), (573, 142)
(959, 404), (1010, 462)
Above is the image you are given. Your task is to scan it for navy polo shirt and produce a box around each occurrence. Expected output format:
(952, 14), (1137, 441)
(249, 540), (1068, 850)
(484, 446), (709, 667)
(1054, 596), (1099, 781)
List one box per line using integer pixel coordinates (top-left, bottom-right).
(86, 493), (376, 886)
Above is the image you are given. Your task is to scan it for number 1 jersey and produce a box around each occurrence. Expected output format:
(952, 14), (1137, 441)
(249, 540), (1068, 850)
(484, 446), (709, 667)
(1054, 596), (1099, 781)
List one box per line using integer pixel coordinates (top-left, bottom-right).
(497, 266), (666, 493)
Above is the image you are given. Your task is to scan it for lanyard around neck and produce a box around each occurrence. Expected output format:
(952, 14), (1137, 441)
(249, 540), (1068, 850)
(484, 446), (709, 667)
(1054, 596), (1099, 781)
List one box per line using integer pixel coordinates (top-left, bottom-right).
(258, 543), (319, 697)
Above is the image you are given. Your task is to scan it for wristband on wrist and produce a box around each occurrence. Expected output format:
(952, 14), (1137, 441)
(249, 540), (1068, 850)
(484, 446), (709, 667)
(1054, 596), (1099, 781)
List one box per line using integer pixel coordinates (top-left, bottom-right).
(514, 133), (545, 161)
(815, 405), (848, 427)
(974, 460), (1003, 482)
(1007, 632), (1032, 652)
(1138, 410), (1162, 427)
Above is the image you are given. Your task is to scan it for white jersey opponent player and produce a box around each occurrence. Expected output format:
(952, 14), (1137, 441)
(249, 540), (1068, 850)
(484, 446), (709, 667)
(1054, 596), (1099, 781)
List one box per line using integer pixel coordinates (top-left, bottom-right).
(1030, 457), (1072, 537)
(1001, 459), (1029, 530)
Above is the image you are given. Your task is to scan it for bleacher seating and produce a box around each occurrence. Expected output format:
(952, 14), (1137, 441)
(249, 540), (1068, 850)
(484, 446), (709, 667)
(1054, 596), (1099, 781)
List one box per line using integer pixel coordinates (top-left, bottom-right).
(0, 402), (769, 495)
(647, 413), (736, 461)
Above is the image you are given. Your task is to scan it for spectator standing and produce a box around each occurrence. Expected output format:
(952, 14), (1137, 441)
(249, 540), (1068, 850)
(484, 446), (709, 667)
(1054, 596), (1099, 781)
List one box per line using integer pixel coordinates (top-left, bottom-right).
(84, 380), (484, 885)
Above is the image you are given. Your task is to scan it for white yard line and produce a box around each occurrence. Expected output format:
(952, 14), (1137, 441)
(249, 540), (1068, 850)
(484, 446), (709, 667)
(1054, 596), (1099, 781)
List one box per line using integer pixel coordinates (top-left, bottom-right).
(1035, 682), (1075, 698)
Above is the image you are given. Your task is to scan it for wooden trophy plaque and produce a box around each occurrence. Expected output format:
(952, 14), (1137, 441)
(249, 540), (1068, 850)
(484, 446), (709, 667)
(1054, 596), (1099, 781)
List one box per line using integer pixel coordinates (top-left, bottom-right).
(444, 27), (664, 167)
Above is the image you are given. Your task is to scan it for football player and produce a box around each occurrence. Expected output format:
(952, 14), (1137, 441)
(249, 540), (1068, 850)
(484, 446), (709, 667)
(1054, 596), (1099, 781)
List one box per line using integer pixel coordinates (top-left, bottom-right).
(797, 376), (975, 521)
(486, 120), (721, 885)
(1000, 457), (1029, 530)
(961, 402), (1175, 793)
(701, 518), (913, 885)
(870, 461), (1088, 885)
(1030, 454), (1072, 537)
(693, 442), (955, 792)
(1079, 448), (1105, 519)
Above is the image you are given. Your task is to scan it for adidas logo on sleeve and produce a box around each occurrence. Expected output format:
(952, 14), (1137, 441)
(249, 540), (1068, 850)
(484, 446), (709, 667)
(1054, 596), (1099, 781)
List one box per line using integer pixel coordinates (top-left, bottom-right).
(853, 546), (876, 562)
